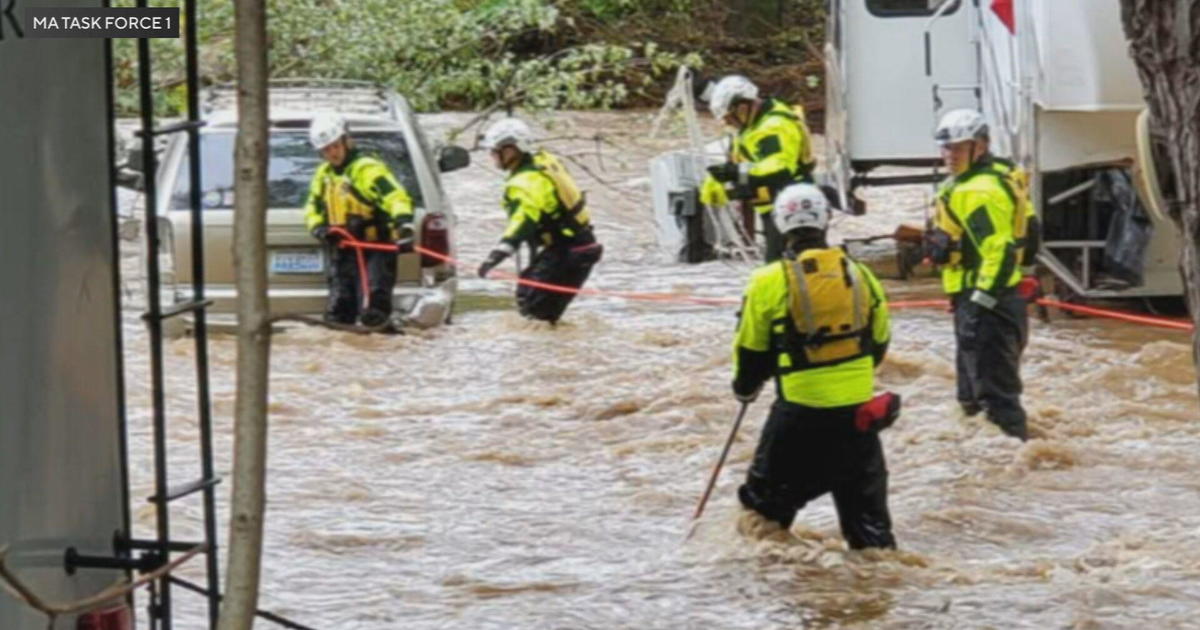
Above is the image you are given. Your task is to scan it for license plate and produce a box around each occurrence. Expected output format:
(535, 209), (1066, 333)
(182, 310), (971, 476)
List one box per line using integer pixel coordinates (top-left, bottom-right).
(270, 249), (324, 274)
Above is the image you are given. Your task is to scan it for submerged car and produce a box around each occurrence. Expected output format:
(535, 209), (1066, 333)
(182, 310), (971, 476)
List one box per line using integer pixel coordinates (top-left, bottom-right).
(145, 79), (469, 331)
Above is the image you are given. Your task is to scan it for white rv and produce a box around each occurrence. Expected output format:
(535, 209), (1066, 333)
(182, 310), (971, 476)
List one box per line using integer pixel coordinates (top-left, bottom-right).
(825, 0), (1182, 298)
(0, 11), (131, 630)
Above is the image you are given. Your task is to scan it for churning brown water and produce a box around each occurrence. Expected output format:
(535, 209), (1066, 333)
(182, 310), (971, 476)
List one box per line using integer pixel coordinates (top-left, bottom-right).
(119, 112), (1200, 629)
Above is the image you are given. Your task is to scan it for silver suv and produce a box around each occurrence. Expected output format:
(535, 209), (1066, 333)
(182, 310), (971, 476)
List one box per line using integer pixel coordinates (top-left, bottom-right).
(149, 79), (467, 330)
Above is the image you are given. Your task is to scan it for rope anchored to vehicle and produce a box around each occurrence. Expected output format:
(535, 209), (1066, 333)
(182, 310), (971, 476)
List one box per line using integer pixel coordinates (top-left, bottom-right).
(327, 229), (1193, 332)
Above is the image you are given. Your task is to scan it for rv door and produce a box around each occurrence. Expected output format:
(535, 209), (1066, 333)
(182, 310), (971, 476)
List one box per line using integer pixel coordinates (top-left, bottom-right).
(841, 0), (976, 169)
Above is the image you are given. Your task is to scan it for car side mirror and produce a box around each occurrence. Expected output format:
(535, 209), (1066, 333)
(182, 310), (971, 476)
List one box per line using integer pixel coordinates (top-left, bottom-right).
(437, 145), (470, 173)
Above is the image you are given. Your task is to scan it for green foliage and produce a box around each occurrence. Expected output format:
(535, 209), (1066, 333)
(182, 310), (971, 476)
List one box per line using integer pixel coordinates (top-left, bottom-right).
(574, 0), (693, 21)
(111, 0), (701, 116)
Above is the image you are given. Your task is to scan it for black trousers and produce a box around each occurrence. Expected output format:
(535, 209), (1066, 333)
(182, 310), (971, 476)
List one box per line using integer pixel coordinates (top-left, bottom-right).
(516, 238), (602, 323)
(738, 400), (896, 550)
(953, 290), (1029, 439)
(325, 246), (397, 325)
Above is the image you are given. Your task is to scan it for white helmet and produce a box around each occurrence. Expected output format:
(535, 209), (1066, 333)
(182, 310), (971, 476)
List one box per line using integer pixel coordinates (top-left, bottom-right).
(309, 112), (347, 150)
(934, 109), (988, 146)
(773, 183), (830, 234)
(708, 75), (759, 121)
(480, 117), (534, 152)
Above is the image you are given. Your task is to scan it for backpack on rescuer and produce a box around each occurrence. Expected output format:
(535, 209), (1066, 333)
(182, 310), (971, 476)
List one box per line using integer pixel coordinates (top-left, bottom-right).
(777, 247), (874, 370)
(533, 151), (590, 224)
(990, 159), (1041, 267)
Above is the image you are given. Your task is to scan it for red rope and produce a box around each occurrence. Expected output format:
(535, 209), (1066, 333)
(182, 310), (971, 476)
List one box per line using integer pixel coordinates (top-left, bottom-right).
(1035, 298), (1192, 331)
(323, 227), (1192, 332)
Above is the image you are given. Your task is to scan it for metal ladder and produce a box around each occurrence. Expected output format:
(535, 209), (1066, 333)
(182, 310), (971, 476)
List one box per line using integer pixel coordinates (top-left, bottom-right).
(68, 3), (323, 626)
(129, 0), (223, 622)
(923, 0), (983, 121)
(64, 1), (222, 628)
(651, 66), (761, 263)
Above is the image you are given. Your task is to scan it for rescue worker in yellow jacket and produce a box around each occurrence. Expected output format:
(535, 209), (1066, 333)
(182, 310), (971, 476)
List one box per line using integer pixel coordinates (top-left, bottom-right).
(733, 183), (898, 549)
(476, 118), (603, 324)
(924, 109), (1035, 441)
(700, 75), (817, 263)
(304, 113), (415, 327)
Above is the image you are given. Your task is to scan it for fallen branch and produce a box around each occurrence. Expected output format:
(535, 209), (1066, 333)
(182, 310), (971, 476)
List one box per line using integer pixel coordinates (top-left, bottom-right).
(538, 133), (629, 149)
(558, 153), (623, 188)
(445, 102), (506, 148)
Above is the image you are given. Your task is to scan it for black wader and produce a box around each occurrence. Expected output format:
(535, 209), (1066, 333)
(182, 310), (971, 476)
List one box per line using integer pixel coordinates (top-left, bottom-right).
(953, 289), (1028, 440)
(738, 399), (896, 550)
(325, 245), (397, 325)
(516, 233), (602, 324)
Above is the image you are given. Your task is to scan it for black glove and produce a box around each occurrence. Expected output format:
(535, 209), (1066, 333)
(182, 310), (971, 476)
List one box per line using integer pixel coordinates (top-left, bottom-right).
(732, 382), (762, 404)
(707, 162), (740, 183)
(923, 228), (954, 264)
(312, 225), (340, 244)
(729, 183), (756, 201)
(477, 248), (510, 278)
(395, 225), (415, 255)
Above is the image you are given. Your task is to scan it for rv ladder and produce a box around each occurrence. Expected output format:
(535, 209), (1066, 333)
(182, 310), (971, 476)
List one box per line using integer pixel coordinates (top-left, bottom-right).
(130, 1), (222, 627)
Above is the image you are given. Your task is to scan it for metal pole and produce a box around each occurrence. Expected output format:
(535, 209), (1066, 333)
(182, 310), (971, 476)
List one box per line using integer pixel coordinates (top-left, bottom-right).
(689, 402), (750, 525)
(182, 0), (221, 626)
(101, 0), (132, 574)
(135, 1), (172, 624)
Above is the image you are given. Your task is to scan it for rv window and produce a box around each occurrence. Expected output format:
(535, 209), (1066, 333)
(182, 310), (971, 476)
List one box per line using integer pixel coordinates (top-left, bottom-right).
(865, 0), (960, 17)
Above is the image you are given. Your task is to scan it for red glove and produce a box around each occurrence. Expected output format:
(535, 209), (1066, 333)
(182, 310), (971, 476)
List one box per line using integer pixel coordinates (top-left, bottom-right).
(1016, 276), (1041, 301)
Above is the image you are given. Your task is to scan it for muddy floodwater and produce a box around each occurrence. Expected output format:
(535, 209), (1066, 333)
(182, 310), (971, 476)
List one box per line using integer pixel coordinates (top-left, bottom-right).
(119, 112), (1200, 628)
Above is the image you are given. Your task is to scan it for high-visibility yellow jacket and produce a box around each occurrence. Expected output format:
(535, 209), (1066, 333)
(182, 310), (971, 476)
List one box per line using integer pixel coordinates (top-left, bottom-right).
(498, 151), (593, 251)
(733, 246), (891, 408)
(304, 149), (413, 242)
(933, 156), (1026, 295)
(703, 98), (816, 213)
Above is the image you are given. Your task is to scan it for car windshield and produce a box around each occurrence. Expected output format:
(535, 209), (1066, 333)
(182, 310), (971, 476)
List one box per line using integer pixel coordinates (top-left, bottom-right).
(169, 130), (424, 210)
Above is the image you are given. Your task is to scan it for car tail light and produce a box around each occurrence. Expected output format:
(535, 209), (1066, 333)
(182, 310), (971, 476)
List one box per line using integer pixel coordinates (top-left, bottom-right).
(77, 604), (132, 630)
(420, 212), (451, 268)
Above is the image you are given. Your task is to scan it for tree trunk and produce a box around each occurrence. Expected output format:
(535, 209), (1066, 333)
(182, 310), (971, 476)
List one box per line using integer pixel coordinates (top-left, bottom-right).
(1120, 1), (1200, 396)
(218, 0), (270, 628)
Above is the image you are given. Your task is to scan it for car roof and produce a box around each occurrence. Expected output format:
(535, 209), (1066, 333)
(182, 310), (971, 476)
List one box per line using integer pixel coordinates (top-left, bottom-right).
(201, 80), (413, 129)
(203, 110), (408, 130)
